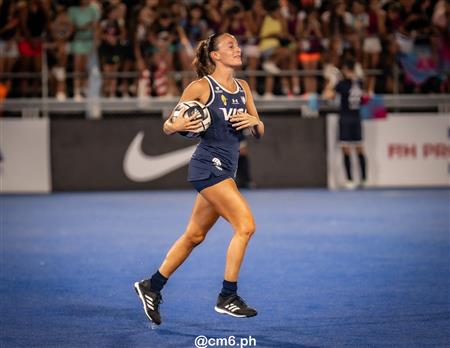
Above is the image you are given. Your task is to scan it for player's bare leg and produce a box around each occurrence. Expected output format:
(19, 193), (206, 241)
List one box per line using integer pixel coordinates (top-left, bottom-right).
(135, 194), (219, 325)
(159, 194), (219, 277)
(200, 178), (257, 317)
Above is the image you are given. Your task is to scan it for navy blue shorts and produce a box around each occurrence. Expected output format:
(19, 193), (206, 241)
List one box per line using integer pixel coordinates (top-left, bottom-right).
(339, 118), (362, 143)
(190, 174), (233, 192)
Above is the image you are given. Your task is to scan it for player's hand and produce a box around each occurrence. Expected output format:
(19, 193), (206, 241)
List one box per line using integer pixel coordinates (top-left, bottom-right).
(230, 112), (261, 131)
(170, 112), (202, 132)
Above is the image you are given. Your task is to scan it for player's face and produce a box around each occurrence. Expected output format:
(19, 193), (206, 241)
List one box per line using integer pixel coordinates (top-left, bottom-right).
(214, 35), (242, 67)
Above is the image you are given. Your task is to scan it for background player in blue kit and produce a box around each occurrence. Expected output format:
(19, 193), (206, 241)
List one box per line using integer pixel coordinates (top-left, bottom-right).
(134, 33), (264, 325)
(326, 58), (368, 189)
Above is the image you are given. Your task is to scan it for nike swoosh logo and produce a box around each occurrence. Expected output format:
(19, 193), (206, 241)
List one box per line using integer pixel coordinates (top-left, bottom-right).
(123, 131), (197, 182)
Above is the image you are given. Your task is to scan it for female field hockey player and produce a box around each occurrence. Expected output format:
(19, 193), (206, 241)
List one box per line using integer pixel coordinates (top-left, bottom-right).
(134, 32), (264, 325)
(324, 58), (367, 189)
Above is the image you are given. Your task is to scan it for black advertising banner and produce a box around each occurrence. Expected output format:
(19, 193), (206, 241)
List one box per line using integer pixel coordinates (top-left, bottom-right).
(51, 118), (195, 190)
(247, 117), (327, 187)
(50, 117), (327, 191)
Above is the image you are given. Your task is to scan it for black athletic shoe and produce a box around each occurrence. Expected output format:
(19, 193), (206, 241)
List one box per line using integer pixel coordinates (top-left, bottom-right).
(134, 280), (163, 325)
(214, 294), (257, 318)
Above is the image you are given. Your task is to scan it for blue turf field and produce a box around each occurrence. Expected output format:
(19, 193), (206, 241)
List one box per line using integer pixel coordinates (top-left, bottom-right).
(1, 189), (449, 347)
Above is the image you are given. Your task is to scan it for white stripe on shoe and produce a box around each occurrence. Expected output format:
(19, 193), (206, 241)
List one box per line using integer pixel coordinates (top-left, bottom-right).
(214, 306), (246, 318)
(145, 295), (154, 303)
(134, 282), (155, 323)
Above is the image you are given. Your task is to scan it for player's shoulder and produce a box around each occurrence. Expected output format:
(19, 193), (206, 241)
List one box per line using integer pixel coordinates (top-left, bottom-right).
(236, 79), (250, 90)
(186, 77), (210, 92)
(181, 77), (210, 104)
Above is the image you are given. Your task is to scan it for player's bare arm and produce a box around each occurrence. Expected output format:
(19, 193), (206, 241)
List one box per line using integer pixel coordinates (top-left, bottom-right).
(163, 79), (210, 135)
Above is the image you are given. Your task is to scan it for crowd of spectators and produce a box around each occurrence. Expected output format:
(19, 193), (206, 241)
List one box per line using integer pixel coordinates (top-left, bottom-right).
(0, 0), (449, 100)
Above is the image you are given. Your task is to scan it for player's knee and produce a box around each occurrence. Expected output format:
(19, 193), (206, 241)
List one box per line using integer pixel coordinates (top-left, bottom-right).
(185, 232), (206, 247)
(341, 146), (351, 155)
(235, 221), (256, 240)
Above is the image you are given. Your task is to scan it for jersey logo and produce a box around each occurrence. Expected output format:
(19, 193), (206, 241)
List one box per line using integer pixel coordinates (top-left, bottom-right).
(232, 98), (240, 105)
(212, 157), (223, 170)
(219, 107), (246, 121)
(221, 95), (227, 106)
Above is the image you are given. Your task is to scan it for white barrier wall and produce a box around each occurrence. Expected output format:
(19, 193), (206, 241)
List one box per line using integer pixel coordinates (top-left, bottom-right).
(327, 113), (450, 189)
(0, 119), (51, 193)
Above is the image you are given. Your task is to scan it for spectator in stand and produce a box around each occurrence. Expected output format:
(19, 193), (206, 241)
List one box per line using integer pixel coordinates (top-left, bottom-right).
(0, 0), (19, 99)
(134, 2), (156, 97)
(363, 0), (385, 94)
(377, 32), (396, 93)
(203, 0), (222, 34)
(297, 6), (322, 94)
(17, 0), (50, 97)
(170, 1), (188, 24)
(394, 0), (440, 93)
(243, 0), (266, 94)
(2, 0), (450, 99)
(134, 0), (155, 73)
(99, 2), (126, 98)
(48, 3), (73, 101)
(180, 4), (208, 87)
(259, 1), (294, 97)
(384, 1), (403, 34)
(144, 9), (183, 96)
(118, 1), (142, 97)
(221, 3), (260, 94)
(433, 0), (450, 92)
(380, 1), (402, 93)
(105, 0), (135, 98)
(281, 0), (301, 95)
(68, 0), (100, 101)
(221, 5), (249, 53)
(167, 2), (194, 90)
(182, 4), (208, 51)
(347, 0), (367, 63)
(321, 0), (352, 59)
(220, 0), (238, 17)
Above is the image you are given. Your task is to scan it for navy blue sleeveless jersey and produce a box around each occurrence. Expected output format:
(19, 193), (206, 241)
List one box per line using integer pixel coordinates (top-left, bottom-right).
(188, 75), (247, 182)
(335, 78), (363, 119)
(335, 78), (364, 142)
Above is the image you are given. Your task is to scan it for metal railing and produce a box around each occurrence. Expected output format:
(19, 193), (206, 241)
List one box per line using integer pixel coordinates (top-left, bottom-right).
(2, 93), (449, 116)
(1, 48), (448, 117)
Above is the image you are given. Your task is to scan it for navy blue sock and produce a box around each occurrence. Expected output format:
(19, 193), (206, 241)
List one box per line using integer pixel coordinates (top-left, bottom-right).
(149, 270), (168, 293)
(344, 153), (352, 181)
(220, 280), (237, 298)
(358, 153), (367, 181)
